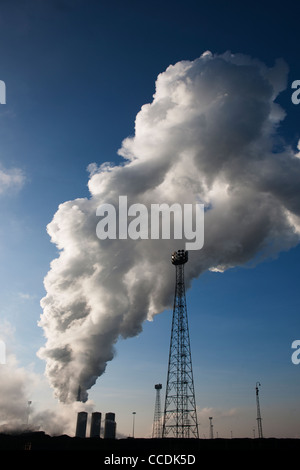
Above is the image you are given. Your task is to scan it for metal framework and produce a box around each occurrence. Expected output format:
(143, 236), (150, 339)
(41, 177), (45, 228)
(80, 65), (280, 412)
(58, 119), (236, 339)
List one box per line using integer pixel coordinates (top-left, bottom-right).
(256, 382), (263, 438)
(162, 250), (199, 438)
(152, 384), (163, 438)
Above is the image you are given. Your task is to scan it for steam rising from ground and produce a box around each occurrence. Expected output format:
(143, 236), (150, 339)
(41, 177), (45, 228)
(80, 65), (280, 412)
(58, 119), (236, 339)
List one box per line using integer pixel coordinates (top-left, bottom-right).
(38, 51), (300, 403)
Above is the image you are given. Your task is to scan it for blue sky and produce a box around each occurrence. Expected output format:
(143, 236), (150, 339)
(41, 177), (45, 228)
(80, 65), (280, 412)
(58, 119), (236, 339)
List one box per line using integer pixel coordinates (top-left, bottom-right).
(1, 0), (300, 438)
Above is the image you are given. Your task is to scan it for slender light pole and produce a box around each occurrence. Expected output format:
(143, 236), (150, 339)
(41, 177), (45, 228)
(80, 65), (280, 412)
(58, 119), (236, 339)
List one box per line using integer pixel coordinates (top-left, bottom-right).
(132, 412), (136, 438)
(256, 382), (263, 438)
(209, 417), (214, 439)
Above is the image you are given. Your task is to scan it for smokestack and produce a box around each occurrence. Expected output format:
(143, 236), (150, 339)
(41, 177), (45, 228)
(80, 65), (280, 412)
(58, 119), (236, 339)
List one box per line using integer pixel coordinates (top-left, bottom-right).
(76, 385), (81, 402)
(104, 412), (116, 439)
(90, 412), (101, 438)
(75, 411), (88, 438)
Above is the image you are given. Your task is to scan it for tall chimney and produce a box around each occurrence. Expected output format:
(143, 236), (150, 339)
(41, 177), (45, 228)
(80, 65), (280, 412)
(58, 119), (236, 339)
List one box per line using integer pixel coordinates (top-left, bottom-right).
(75, 411), (88, 438)
(104, 412), (116, 439)
(90, 412), (101, 438)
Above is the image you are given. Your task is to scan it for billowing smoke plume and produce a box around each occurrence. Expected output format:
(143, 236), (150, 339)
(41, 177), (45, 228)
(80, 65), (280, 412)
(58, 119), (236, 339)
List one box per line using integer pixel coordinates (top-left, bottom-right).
(38, 51), (300, 403)
(0, 321), (91, 435)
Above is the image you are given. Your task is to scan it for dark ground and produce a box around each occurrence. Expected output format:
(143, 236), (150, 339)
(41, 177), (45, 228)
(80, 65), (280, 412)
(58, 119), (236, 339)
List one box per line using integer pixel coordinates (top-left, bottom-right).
(0, 432), (300, 453)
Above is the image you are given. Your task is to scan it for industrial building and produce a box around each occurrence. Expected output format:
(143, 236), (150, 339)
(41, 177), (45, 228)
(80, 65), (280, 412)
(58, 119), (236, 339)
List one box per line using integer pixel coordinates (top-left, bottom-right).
(75, 411), (88, 438)
(90, 412), (102, 438)
(75, 411), (116, 439)
(104, 412), (116, 439)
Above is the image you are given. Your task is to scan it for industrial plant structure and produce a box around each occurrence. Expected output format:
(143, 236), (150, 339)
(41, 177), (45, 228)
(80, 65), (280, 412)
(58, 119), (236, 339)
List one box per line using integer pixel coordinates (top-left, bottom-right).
(104, 412), (116, 439)
(152, 384), (163, 438)
(75, 411), (116, 439)
(90, 412), (101, 438)
(75, 411), (88, 438)
(162, 250), (199, 438)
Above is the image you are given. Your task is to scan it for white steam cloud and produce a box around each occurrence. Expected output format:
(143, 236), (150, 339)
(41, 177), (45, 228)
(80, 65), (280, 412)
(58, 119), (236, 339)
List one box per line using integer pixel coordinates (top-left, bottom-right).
(0, 321), (88, 435)
(0, 165), (25, 195)
(38, 51), (300, 403)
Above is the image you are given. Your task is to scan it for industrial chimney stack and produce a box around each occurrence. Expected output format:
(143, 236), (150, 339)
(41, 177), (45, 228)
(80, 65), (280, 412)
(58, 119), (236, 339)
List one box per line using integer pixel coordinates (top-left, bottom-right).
(90, 412), (102, 438)
(75, 411), (88, 438)
(104, 412), (116, 439)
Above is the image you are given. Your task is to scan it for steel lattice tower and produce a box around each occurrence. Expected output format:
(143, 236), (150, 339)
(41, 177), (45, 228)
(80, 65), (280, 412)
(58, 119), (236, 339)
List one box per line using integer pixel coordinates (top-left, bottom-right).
(162, 250), (199, 438)
(152, 384), (163, 438)
(256, 382), (263, 438)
